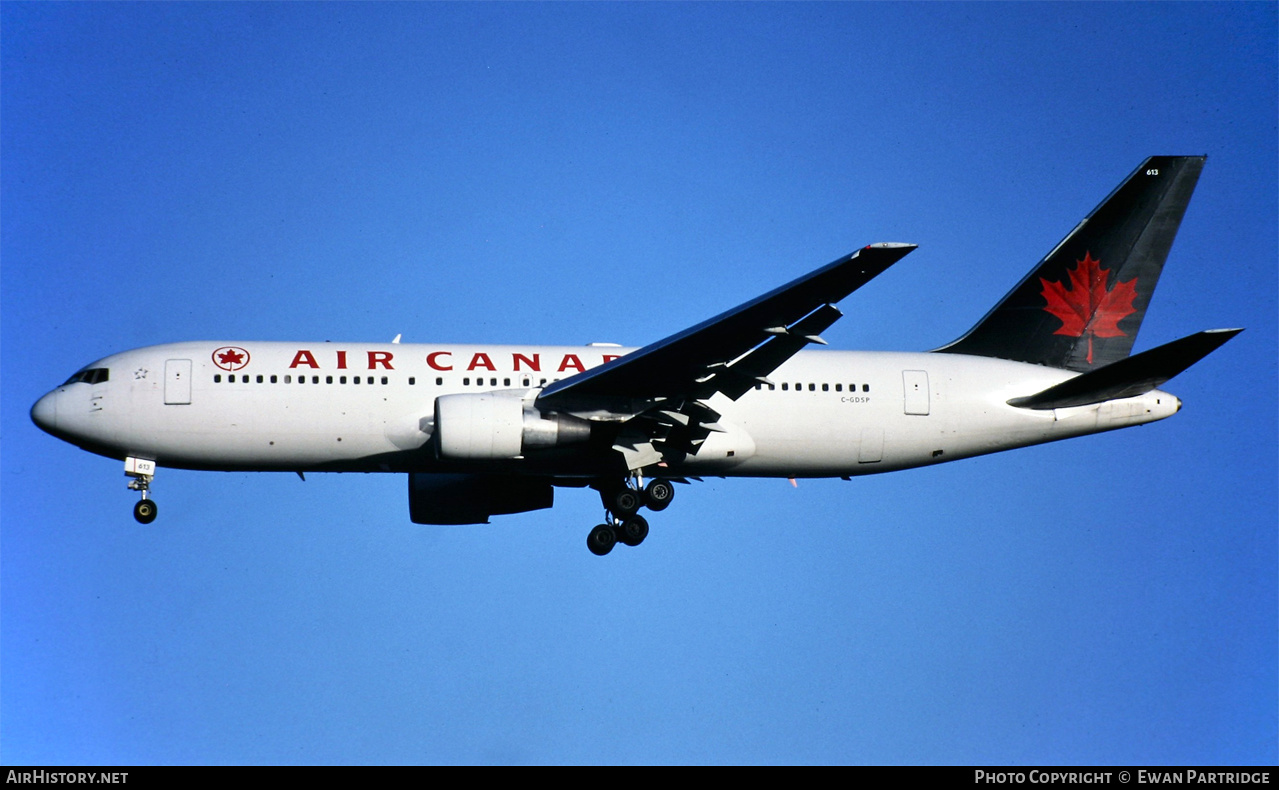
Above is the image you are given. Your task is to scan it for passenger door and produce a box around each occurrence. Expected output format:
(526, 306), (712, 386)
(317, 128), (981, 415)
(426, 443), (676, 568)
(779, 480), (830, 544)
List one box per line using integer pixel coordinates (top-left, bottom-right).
(164, 359), (192, 405)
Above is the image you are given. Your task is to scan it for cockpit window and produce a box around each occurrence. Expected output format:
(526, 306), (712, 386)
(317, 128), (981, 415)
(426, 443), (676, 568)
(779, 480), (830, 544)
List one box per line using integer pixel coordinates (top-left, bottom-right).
(62, 368), (109, 386)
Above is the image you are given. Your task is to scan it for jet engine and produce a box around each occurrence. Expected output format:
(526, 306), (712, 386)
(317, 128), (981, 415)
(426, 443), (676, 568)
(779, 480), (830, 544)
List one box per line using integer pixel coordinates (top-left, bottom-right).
(433, 392), (592, 459)
(408, 473), (553, 525)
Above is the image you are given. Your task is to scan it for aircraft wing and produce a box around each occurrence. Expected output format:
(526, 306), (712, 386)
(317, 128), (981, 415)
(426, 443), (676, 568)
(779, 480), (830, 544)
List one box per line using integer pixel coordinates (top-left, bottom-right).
(536, 243), (916, 413)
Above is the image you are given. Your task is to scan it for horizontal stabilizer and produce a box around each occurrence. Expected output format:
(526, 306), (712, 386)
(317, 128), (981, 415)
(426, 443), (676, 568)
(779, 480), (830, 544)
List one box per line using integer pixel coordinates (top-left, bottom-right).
(1007, 328), (1242, 410)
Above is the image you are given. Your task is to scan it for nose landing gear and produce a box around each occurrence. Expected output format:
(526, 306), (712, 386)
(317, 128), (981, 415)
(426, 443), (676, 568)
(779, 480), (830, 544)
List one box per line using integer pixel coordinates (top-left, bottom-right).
(125, 456), (158, 524)
(586, 476), (671, 555)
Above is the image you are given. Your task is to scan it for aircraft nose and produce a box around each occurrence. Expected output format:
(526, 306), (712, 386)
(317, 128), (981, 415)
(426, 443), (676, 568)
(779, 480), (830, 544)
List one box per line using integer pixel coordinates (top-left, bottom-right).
(30, 390), (58, 433)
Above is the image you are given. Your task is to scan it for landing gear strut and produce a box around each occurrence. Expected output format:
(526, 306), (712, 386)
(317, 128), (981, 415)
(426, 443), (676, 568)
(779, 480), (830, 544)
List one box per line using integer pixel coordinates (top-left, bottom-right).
(125, 456), (158, 524)
(586, 475), (672, 555)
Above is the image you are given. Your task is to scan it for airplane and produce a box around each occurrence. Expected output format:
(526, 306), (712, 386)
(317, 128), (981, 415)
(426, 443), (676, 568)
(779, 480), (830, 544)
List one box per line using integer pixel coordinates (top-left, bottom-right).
(30, 155), (1241, 555)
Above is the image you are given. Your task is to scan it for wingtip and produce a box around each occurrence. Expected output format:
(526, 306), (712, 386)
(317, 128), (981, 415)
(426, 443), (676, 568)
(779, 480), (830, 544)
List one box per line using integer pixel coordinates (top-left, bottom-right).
(865, 242), (918, 250)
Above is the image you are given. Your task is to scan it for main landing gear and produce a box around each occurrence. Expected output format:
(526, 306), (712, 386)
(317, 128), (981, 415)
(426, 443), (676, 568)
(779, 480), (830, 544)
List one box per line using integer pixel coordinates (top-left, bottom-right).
(125, 456), (158, 524)
(586, 477), (674, 556)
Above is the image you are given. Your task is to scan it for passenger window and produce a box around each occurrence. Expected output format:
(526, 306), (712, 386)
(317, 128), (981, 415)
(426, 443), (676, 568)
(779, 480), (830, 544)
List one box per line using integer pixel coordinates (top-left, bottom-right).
(863, 384), (870, 393)
(503, 378), (511, 386)
(285, 375), (292, 384)
(767, 384), (774, 391)
(808, 383), (815, 391)
(436, 377), (443, 386)
(822, 383), (829, 392)
(214, 374), (222, 383)
(408, 377), (415, 385)
(381, 376), (388, 385)
(835, 384), (842, 392)
(782, 383), (789, 391)
(270, 375), (278, 384)
(463, 378), (470, 386)
(243, 375), (250, 383)
(311, 376), (319, 384)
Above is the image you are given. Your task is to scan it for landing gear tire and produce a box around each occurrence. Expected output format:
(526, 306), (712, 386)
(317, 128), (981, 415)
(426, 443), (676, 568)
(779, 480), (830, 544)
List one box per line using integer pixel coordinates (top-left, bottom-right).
(133, 499), (158, 524)
(602, 488), (641, 518)
(644, 479), (675, 512)
(587, 524), (617, 556)
(618, 515), (649, 547)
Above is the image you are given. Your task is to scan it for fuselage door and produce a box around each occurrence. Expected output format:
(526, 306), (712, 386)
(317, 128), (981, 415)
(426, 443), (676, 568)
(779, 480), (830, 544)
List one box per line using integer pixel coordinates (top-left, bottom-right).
(165, 359), (192, 405)
(903, 370), (930, 416)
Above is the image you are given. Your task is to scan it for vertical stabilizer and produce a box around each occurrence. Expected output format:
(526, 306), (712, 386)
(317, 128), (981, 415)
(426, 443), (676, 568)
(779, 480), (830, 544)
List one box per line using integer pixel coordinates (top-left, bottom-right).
(935, 156), (1206, 371)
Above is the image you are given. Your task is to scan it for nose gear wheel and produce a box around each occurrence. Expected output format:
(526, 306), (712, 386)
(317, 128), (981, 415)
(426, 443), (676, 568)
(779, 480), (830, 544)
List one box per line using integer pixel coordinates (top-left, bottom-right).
(133, 499), (158, 524)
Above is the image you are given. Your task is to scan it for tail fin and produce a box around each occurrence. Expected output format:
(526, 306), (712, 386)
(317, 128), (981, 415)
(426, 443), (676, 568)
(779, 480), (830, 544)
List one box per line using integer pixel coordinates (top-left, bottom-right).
(935, 156), (1207, 372)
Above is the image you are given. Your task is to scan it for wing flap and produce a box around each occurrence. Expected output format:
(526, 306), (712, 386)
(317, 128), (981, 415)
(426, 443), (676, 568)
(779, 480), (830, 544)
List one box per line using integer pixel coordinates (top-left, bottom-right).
(708, 303), (844, 400)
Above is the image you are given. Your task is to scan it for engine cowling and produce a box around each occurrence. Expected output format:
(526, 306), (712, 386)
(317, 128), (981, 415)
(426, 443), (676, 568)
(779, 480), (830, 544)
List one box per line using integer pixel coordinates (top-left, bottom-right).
(434, 392), (591, 459)
(408, 473), (553, 524)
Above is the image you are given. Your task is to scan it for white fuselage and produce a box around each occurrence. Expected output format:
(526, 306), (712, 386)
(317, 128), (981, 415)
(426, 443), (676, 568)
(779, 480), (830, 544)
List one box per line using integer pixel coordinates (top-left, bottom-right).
(31, 341), (1181, 479)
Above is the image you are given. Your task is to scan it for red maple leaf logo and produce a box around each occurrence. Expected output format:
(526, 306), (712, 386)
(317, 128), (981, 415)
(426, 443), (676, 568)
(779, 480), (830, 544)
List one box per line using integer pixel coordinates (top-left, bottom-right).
(1040, 252), (1138, 364)
(212, 346), (250, 371)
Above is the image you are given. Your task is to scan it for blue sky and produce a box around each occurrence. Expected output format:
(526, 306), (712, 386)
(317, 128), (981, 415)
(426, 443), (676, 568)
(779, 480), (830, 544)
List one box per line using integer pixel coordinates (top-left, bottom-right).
(2, 2), (1275, 765)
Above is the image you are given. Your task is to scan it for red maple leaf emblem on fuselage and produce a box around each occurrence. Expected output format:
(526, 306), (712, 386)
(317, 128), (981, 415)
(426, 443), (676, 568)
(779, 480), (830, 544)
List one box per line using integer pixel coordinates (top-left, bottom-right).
(212, 346), (250, 371)
(1039, 252), (1138, 364)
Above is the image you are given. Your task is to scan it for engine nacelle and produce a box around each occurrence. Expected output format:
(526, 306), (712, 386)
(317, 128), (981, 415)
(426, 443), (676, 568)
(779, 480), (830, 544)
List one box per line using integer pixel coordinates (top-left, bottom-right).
(408, 473), (553, 525)
(434, 392), (591, 460)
